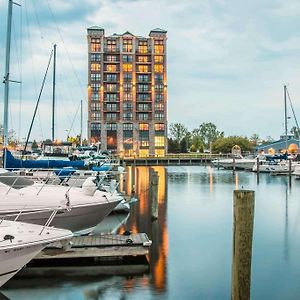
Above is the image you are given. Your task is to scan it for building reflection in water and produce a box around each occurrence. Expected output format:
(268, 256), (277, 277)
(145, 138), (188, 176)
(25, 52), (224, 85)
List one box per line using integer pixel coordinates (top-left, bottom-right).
(119, 166), (168, 294)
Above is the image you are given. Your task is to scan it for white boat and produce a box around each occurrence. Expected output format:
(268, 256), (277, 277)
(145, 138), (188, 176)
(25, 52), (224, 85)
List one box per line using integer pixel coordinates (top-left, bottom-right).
(0, 173), (123, 235)
(0, 219), (72, 287)
(252, 159), (294, 174)
(212, 155), (256, 170)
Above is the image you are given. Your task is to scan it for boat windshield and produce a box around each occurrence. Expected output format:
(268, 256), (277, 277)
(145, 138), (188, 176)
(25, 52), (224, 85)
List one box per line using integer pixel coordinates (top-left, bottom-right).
(0, 172), (34, 189)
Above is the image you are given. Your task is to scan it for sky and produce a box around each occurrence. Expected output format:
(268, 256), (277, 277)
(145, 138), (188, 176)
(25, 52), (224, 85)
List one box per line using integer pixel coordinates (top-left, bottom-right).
(0, 0), (300, 142)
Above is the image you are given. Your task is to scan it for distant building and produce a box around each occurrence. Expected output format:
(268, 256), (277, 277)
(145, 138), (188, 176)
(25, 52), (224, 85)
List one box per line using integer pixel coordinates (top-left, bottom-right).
(87, 27), (168, 157)
(256, 134), (300, 154)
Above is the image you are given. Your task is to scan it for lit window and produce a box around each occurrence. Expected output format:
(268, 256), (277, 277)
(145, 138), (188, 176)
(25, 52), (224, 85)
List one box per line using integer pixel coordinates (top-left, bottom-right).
(155, 149), (165, 157)
(155, 123), (165, 131)
(123, 39), (133, 52)
(154, 64), (164, 73)
(123, 63), (132, 72)
(137, 56), (149, 63)
(139, 123), (149, 130)
(106, 55), (117, 62)
(138, 65), (148, 72)
(139, 149), (149, 157)
(155, 136), (165, 147)
(106, 39), (117, 52)
(154, 55), (163, 63)
(123, 93), (132, 101)
(138, 40), (148, 53)
(106, 84), (117, 92)
(154, 40), (164, 54)
(91, 38), (101, 52)
(106, 64), (117, 72)
(91, 63), (101, 71)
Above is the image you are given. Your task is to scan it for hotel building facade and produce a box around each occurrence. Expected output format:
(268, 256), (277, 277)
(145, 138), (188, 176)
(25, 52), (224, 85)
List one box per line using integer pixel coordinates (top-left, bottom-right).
(87, 27), (167, 157)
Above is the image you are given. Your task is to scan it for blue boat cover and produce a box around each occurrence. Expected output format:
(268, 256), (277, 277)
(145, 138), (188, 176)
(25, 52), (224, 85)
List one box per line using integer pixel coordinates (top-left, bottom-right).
(3, 150), (84, 170)
(91, 165), (111, 172)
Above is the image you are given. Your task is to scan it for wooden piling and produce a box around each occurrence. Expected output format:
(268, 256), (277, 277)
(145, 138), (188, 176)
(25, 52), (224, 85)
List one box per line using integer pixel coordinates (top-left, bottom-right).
(289, 159), (292, 187)
(233, 156), (236, 175)
(149, 168), (159, 220)
(131, 164), (136, 196)
(231, 190), (255, 300)
(256, 157), (260, 184)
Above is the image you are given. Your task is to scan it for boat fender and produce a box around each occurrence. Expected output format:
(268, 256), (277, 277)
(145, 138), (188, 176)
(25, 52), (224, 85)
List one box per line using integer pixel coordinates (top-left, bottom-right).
(82, 177), (97, 196)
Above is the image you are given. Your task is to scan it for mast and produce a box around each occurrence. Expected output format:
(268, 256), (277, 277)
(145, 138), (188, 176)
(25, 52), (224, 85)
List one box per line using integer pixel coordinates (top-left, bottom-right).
(284, 85), (288, 152)
(52, 43), (57, 141)
(80, 99), (83, 146)
(3, 0), (13, 168)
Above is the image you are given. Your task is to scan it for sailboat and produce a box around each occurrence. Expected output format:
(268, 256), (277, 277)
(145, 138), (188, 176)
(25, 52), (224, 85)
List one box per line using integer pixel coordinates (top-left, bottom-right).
(1, 0), (122, 235)
(0, 218), (73, 287)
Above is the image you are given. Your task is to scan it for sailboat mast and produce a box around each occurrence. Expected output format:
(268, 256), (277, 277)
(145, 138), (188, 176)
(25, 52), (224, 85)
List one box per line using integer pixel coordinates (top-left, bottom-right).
(52, 43), (57, 141)
(284, 85), (288, 152)
(80, 99), (83, 146)
(3, 0), (13, 149)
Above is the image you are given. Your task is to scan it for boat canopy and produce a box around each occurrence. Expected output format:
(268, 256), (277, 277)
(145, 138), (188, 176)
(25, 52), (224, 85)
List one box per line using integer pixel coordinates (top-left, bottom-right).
(0, 171), (34, 189)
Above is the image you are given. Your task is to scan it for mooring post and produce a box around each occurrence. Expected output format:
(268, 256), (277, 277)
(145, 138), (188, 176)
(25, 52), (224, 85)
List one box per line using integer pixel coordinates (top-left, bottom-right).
(131, 164), (136, 197)
(256, 157), (260, 184)
(233, 156), (236, 175)
(149, 168), (159, 220)
(289, 159), (292, 187)
(231, 190), (255, 300)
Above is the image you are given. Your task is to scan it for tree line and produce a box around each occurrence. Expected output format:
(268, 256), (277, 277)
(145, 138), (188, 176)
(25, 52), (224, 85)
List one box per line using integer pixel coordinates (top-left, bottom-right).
(167, 122), (285, 154)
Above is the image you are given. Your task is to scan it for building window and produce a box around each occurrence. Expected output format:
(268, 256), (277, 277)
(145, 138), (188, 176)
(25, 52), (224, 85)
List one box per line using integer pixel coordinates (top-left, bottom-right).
(137, 56), (149, 63)
(155, 136), (165, 147)
(106, 64), (117, 72)
(154, 113), (164, 121)
(106, 94), (118, 102)
(91, 93), (100, 101)
(106, 55), (117, 62)
(154, 55), (163, 63)
(138, 84), (149, 92)
(155, 123), (165, 131)
(106, 74), (117, 82)
(123, 73), (132, 82)
(137, 94), (150, 101)
(123, 123), (133, 131)
(155, 94), (164, 102)
(106, 113), (117, 121)
(91, 54), (101, 62)
(154, 64), (164, 73)
(154, 74), (163, 83)
(123, 63), (132, 72)
(137, 103), (150, 111)
(155, 149), (165, 157)
(139, 149), (149, 157)
(155, 103), (164, 111)
(138, 40), (148, 53)
(154, 40), (164, 54)
(123, 83), (132, 92)
(106, 84), (117, 92)
(138, 65), (149, 73)
(91, 102), (101, 111)
(106, 103), (118, 111)
(91, 73), (101, 81)
(139, 123), (149, 131)
(123, 113), (133, 121)
(122, 55), (133, 62)
(106, 39), (117, 52)
(122, 39), (133, 52)
(155, 84), (164, 92)
(91, 123), (101, 130)
(106, 123), (117, 131)
(137, 74), (149, 82)
(91, 83), (100, 92)
(123, 102), (133, 110)
(91, 63), (101, 71)
(123, 93), (132, 101)
(91, 38), (101, 52)
(91, 112), (101, 121)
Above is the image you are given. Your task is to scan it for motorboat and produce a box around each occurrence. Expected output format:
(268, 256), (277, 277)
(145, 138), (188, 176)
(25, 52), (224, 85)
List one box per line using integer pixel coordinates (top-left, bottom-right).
(0, 219), (72, 287)
(0, 172), (123, 235)
(211, 155), (256, 170)
(252, 159), (294, 174)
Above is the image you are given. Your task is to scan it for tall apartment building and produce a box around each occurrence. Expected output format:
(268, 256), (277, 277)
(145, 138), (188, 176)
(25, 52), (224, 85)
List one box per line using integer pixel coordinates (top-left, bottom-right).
(87, 26), (167, 157)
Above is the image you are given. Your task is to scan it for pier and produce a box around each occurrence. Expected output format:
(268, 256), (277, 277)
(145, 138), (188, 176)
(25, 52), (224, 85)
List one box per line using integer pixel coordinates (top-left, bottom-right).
(17, 233), (152, 278)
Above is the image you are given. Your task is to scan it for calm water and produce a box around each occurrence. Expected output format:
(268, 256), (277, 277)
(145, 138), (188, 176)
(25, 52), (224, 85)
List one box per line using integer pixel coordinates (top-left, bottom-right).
(2, 166), (300, 299)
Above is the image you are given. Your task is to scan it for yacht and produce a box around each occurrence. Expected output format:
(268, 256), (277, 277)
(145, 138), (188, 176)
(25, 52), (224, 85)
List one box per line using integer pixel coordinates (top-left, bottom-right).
(211, 155), (256, 170)
(0, 172), (123, 235)
(0, 219), (72, 287)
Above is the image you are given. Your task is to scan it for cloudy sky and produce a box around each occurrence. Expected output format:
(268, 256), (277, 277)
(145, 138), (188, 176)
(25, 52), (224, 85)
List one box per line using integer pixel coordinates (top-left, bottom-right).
(0, 0), (300, 142)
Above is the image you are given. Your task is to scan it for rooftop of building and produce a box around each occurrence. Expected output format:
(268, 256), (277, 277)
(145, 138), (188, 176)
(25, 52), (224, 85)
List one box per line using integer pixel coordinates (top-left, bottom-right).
(87, 27), (167, 37)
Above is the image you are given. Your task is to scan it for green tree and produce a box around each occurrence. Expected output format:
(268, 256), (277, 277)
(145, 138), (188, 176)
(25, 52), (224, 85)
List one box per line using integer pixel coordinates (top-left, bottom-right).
(169, 123), (188, 143)
(31, 140), (38, 149)
(250, 133), (260, 146)
(180, 137), (188, 153)
(190, 135), (204, 152)
(168, 138), (180, 153)
(198, 122), (224, 148)
(212, 136), (254, 154)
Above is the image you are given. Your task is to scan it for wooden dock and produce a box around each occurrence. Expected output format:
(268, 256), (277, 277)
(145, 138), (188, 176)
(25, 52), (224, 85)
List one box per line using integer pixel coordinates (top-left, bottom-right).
(17, 233), (152, 278)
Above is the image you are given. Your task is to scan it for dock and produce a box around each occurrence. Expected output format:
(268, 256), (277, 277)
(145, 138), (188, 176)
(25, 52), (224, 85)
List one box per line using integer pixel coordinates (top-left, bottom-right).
(17, 233), (152, 278)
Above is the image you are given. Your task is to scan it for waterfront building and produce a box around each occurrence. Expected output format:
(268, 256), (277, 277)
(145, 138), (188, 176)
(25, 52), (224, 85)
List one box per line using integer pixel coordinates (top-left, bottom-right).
(87, 26), (168, 157)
